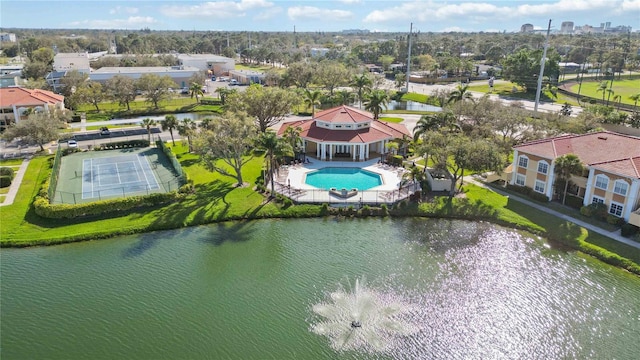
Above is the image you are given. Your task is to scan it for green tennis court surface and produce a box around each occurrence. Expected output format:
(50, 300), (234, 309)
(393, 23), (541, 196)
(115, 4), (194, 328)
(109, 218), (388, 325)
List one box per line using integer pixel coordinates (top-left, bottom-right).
(54, 147), (182, 204)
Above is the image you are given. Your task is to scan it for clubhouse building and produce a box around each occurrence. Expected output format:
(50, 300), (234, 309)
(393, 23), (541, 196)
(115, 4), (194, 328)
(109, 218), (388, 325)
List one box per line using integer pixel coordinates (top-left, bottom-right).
(277, 105), (411, 162)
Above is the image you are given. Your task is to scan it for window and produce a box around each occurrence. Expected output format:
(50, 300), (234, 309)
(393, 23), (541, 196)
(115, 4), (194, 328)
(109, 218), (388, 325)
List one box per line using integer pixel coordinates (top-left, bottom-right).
(609, 202), (623, 217)
(594, 175), (609, 190)
(592, 196), (604, 204)
(537, 161), (549, 174)
(613, 180), (629, 196)
(534, 180), (545, 193)
(518, 156), (528, 168)
(516, 174), (525, 186)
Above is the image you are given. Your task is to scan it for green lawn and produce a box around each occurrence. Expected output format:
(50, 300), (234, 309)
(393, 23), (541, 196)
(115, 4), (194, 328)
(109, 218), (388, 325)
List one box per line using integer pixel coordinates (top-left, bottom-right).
(0, 159), (24, 166)
(401, 93), (429, 103)
(569, 78), (640, 105)
(379, 117), (404, 123)
(235, 63), (283, 73)
(79, 98), (222, 122)
(468, 82), (560, 103)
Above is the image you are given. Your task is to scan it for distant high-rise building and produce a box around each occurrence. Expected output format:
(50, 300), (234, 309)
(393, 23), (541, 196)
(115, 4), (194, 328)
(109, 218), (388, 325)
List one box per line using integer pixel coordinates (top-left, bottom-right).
(560, 21), (574, 34)
(520, 24), (534, 33)
(0, 33), (17, 43)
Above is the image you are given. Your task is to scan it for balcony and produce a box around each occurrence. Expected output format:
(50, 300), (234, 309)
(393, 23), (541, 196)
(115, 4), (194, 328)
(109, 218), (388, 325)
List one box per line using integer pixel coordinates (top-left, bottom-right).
(629, 208), (640, 227)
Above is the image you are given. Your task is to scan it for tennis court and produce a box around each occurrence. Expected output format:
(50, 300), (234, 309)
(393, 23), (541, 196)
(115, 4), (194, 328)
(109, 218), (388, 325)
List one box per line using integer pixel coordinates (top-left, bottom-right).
(81, 154), (159, 199)
(54, 147), (183, 204)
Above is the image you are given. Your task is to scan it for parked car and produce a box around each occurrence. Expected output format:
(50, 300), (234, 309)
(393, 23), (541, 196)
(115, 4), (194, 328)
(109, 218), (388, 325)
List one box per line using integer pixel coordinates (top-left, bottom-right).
(201, 86), (207, 93)
(100, 127), (110, 136)
(68, 139), (78, 148)
(181, 87), (189, 94)
(211, 76), (216, 81)
(229, 79), (238, 86)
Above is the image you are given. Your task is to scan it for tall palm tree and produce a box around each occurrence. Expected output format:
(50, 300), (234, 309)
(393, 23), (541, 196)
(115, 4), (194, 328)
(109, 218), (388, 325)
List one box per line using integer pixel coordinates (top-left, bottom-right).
(303, 89), (322, 116)
(215, 87), (236, 105)
(613, 94), (622, 110)
(605, 88), (615, 106)
(554, 154), (584, 205)
(350, 73), (372, 109)
(140, 118), (156, 143)
(364, 90), (389, 120)
(189, 82), (204, 103)
(335, 89), (355, 106)
(160, 114), (178, 146)
(596, 81), (609, 102)
(256, 131), (293, 197)
(447, 84), (474, 105)
(629, 93), (640, 110)
(178, 118), (197, 152)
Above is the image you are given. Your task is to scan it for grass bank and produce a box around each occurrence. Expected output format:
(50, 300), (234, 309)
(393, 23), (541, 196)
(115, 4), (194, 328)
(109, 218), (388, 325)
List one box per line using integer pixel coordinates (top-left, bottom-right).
(1, 146), (638, 274)
(78, 98), (222, 122)
(568, 78), (640, 105)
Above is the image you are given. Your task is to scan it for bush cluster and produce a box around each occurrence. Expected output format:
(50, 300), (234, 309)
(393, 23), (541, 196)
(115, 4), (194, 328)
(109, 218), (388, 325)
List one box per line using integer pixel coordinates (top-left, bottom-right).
(505, 184), (549, 203)
(621, 223), (639, 237)
(0, 167), (15, 188)
(564, 194), (584, 209)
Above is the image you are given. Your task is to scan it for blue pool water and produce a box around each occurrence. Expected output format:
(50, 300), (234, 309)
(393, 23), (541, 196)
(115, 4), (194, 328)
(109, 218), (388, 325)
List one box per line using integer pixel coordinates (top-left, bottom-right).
(305, 167), (382, 190)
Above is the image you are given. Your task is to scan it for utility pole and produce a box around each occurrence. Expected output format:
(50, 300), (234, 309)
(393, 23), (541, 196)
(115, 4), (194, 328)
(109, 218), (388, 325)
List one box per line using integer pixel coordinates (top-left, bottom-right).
(534, 19), (552, 115)
(405, 22), (413, 92)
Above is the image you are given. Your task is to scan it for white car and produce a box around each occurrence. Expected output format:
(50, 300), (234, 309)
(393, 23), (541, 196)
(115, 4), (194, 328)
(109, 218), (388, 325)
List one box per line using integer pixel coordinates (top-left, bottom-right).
(68, 140), (78, 148)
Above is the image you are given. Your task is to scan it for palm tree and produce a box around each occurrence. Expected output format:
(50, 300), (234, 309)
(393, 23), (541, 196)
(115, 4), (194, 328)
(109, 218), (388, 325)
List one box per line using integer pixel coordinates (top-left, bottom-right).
(403, 166), (427, 193)
(364, 90), (389, 120)
(178, 118), (197, 152)
(160, 114), (178, 146)
(350, 73), (372, 108)
(554, 154), (584, 205)
(613, 94), (622, 110)
(199, 117), (214, 130)
(283, 125), (303, 158)
(303, 89), (322, 116)
(140, 118), (156, 143)
(335, 89), (355, 106)
(629, 93), (640, 110)
(447, 84), (474, 105)
(412, 110), (457, 139)
(596, 81), (609, 102)
(189, 82), (204, 103)
(256, 131), (293, 197)
(605, 88), (615, 106)
(215, 87), (236, 105)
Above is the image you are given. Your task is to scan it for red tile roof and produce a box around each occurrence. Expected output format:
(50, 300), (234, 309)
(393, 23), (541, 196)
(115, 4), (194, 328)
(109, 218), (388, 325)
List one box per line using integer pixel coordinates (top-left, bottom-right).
(515, 131), (640, 178)
(278, 117), (411, 144)
(0, 87), (64, 108)
(313, 105), (374, 124)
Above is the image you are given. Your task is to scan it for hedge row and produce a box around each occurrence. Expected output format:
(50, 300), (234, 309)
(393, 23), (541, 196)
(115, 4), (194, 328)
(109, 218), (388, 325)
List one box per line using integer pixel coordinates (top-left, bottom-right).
(95, 139), (150, 150)
(156, 140), (189, 184)
(35, 177), (183, 219)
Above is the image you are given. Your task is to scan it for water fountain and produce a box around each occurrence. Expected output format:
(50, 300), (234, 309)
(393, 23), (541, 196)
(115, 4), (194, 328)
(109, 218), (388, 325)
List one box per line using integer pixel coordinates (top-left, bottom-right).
(310, 277), (418, 353)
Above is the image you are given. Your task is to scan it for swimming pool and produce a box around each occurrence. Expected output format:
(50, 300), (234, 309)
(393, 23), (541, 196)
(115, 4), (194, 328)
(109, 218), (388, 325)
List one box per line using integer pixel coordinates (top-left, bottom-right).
(304, 167), (382, 190)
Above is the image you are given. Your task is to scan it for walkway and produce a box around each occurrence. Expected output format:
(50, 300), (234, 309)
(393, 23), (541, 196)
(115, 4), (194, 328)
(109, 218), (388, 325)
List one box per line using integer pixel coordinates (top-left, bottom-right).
(466, 176), (640, 250)
(0, 158), (30, 207)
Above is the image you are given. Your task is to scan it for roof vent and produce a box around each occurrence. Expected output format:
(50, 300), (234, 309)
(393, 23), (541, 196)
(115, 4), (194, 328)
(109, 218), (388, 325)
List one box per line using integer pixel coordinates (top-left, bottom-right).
(597, 136), (608, 140)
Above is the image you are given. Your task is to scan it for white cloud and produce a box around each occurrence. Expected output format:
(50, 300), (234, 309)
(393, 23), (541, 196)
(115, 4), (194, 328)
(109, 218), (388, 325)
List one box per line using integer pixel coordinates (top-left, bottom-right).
(364, 0), (618, 24)
(160, 0), (273, 19)
(621, 0), (640, 10)
(339, 0), (362, 4)
(441, 26), (465, 32)
(109, 6), (139, 15)
(254, 7), (282, 20)
(288, 6), (353, 21)
(69, 16), (157, 29)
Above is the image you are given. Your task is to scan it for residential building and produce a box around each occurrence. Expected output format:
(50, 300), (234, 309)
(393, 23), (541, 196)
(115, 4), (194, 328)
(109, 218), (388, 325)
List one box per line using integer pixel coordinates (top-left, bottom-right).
(560, 21), (574, 34)
(511, 132), (640, 225)
(0, 65), (23, 88)
(520, 24), (534, 33)
(0, 87), (65, 129)
(277, 105), (411, 162)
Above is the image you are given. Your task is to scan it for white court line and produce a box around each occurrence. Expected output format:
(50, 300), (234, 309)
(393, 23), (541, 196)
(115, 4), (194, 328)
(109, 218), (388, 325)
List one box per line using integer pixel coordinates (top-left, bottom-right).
(115, 162), (122, 184)
(136, 155), (155, 190)
(90, 158), (94, 198)
(116, 161), (141, 184)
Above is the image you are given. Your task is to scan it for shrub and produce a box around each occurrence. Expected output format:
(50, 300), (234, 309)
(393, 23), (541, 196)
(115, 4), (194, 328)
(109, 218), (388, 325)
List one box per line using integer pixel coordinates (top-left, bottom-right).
(320, 203), (329, 215)
(564, 194), (583, 209)
(380, 204), (389, 216)
(589, 202), (608, 220)
(580, 205), (593, 217)
(0, 166), (15, 178)
(360, 205), (371, 216)
(621, 223), (639, 237)
(606, 214), (623, 225)
(0, 175), (12, 188)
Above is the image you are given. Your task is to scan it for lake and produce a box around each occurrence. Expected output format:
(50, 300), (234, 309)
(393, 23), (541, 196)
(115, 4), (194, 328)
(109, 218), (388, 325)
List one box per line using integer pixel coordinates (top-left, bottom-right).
(2, 218), (639, 359)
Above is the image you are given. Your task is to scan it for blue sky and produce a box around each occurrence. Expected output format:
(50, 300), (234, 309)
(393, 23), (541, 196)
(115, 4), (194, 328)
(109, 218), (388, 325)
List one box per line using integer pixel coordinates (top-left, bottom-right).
(1, 0), (638, 33)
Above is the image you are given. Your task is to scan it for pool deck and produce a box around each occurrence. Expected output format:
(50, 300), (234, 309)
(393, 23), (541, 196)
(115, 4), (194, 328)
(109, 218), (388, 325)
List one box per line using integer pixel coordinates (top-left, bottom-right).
(273, 158), (419, 205)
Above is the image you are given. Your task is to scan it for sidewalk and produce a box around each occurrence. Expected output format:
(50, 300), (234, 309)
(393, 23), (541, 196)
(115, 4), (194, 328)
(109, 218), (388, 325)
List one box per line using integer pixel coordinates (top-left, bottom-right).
(466, 176), (640, 249)
(0, 158), (30, 207)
